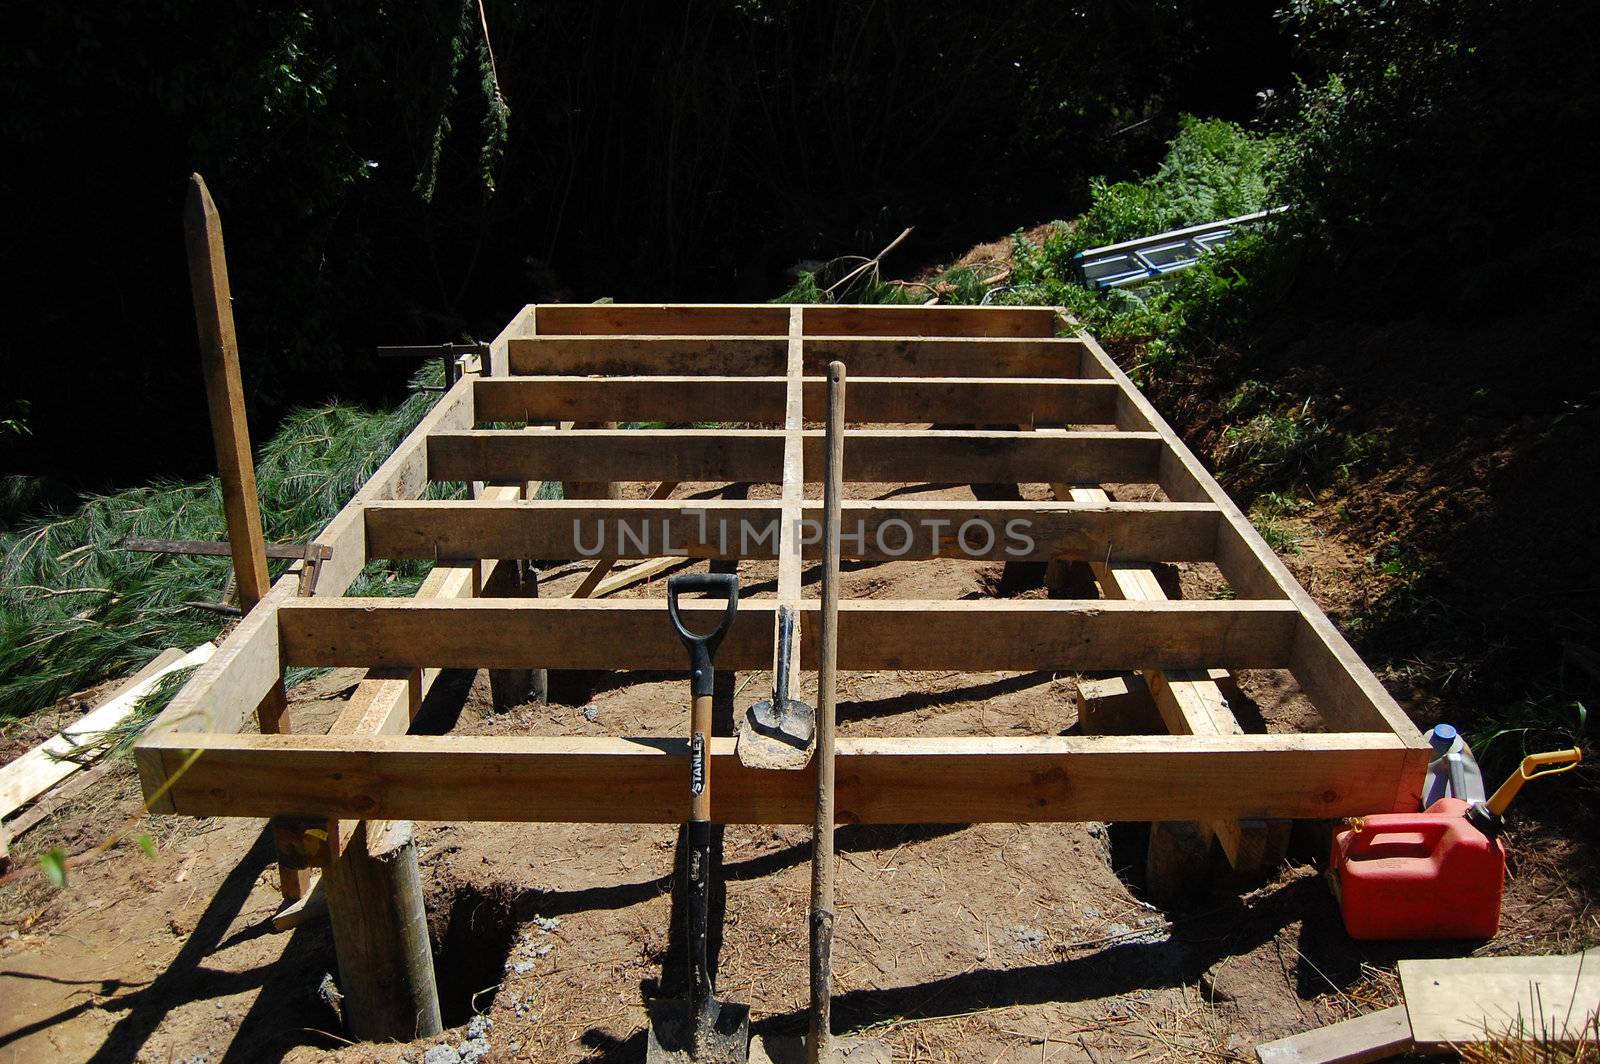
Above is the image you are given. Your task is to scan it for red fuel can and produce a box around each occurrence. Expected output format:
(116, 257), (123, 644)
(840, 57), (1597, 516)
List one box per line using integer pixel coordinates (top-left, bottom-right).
(1330, 798), (1507, 940)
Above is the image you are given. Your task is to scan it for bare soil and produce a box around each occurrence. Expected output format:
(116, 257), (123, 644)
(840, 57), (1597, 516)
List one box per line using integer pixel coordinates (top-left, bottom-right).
(3, 481), (1594, 1063)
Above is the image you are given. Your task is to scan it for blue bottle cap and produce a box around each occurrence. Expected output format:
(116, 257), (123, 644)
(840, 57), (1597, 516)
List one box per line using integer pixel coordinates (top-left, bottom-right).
(1430, 723), (1458, 744)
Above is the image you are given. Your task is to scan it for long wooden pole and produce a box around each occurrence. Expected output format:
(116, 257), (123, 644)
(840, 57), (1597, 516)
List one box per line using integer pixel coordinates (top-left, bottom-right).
(183, 173), (305, 898)
(808, 361), (846, 1063)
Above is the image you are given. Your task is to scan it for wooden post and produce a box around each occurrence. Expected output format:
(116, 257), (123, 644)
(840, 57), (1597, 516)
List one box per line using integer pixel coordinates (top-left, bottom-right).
(184, 173), (307, 899)
(324, 819), (443, 1041)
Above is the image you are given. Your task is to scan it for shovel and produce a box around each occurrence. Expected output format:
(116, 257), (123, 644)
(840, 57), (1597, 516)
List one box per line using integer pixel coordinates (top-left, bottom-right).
(648, 572), (750, 1064)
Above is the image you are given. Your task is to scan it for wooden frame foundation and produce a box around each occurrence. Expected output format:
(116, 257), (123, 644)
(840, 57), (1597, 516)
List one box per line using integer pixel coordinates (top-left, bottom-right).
(135, 302), (1428, 1033)
(139, 300), (1428, 827)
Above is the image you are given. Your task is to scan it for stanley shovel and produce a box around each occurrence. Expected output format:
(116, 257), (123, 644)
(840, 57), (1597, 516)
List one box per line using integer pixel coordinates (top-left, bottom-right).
(648, 572), (750, 1063)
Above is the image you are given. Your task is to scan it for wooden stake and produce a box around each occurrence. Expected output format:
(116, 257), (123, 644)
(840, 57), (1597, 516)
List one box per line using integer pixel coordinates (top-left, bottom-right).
(184, 175), (273, 614)
(184, 174), (305, 897)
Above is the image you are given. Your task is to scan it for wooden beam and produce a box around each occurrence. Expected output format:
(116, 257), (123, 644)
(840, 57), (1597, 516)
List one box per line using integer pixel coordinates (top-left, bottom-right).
(506, 335), (1084, 377)
(137, 732), (1419, 825)
(363, 499), (1222, 564)
(801, 304), (1057, 337)
(472, 376), (1121, 426)
(533, 303), (790, 336)
(275, 598), (1302, 673)
(425, 428), (1162, 485)
(431, 426), (785, 482)
(140, 576), (297, 749)
(184, 175), (298, 885)
(526, 303), (1055, 338)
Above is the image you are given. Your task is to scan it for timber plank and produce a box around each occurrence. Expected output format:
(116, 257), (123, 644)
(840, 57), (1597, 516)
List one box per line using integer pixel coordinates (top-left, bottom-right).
(275, 598), (1302, 673)
(801, 304), (1057, 337)
(312, 375), (476, 598)
(506, 335), (1084, 377)
(426, 428), (1162, 485)
(1400, 951), (1600, 1049)
(139, 732), (1418, 825)
(472, 376), (1120, 426)
(533, 304), (790, 336)
(1255, 1006), (1413, 1064)
(362, 499), (1222, 564)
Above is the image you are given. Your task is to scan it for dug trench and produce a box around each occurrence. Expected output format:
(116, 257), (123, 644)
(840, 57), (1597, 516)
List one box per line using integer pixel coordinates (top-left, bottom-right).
(0, 477), (1589, 1062)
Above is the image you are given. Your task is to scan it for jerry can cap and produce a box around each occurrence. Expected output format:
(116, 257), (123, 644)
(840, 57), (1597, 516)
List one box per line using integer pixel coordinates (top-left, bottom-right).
(1430, 723), (1458, 746)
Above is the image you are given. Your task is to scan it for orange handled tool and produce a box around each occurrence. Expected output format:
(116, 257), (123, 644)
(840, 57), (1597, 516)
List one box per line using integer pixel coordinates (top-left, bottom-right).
(1466, 747), (1583, 837)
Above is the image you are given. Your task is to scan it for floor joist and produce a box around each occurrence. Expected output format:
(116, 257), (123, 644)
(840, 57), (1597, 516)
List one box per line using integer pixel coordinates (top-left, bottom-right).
(472, 375), (1121, 426)
(274, 598), (1302, 673)
(426, 428), (1162, 485)
(506, 335), (1084, 377)
(362, 499), (1223, 564)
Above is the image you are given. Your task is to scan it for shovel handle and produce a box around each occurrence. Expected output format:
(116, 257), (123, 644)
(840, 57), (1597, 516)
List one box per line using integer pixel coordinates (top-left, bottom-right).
(667, 573), (739, 699)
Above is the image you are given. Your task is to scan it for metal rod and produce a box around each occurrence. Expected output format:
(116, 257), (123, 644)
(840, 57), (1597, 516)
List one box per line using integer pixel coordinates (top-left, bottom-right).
(809, 360), (846, 1063)
(123, 537), (331, 561)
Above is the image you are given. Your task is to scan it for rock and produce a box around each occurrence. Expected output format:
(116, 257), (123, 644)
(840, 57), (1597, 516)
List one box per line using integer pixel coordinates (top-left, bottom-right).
(531, 914), (561, 932)
(422, 1047), (462, 1064)
(1010, 925), (1047, 951)
(457, 1036), (491, 1064)
(467, 1015), (493, 1040)
(1200, 959), (1241, 1002)
(582, 704), (599, 722)
(512, 959), (535, 974)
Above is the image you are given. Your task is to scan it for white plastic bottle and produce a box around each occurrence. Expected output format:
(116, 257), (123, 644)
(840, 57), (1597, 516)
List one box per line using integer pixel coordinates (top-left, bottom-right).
(1422, 723), (1486, 807)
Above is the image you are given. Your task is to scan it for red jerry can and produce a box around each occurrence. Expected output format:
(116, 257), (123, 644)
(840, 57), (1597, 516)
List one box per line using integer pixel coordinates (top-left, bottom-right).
(1329, 747), (1583, 941)
(1330, 798), (1506, 940)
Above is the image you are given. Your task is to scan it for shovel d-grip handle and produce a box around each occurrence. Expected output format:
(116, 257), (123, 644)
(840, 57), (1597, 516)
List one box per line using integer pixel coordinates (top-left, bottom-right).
(667, 573), (739, 699)
(667, 574), (739, 1010)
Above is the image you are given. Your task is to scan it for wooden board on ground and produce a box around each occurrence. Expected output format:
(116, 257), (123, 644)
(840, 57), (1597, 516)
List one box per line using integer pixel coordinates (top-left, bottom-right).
(0, 643), (214, 822)
(1255, 1005), (1413, 1064)
(1399, 950), (1600, 1049)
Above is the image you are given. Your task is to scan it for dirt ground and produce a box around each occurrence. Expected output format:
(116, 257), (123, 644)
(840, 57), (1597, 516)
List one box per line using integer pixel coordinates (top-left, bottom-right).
(2, 478), (1595, 1063)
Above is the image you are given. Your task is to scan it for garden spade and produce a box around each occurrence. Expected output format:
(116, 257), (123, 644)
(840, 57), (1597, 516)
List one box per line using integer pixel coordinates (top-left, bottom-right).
(648, 572), (750, 1064)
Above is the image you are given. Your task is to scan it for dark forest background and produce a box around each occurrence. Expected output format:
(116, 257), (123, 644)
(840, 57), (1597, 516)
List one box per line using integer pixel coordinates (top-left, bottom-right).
(0, 1), (1291, 492)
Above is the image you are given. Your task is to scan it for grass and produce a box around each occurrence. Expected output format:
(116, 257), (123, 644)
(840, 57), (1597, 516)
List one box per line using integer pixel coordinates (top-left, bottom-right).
(1249, 492), (1309, 554)
(1459, 1009), (1600, 1063)
(0, 363), (461, 721)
